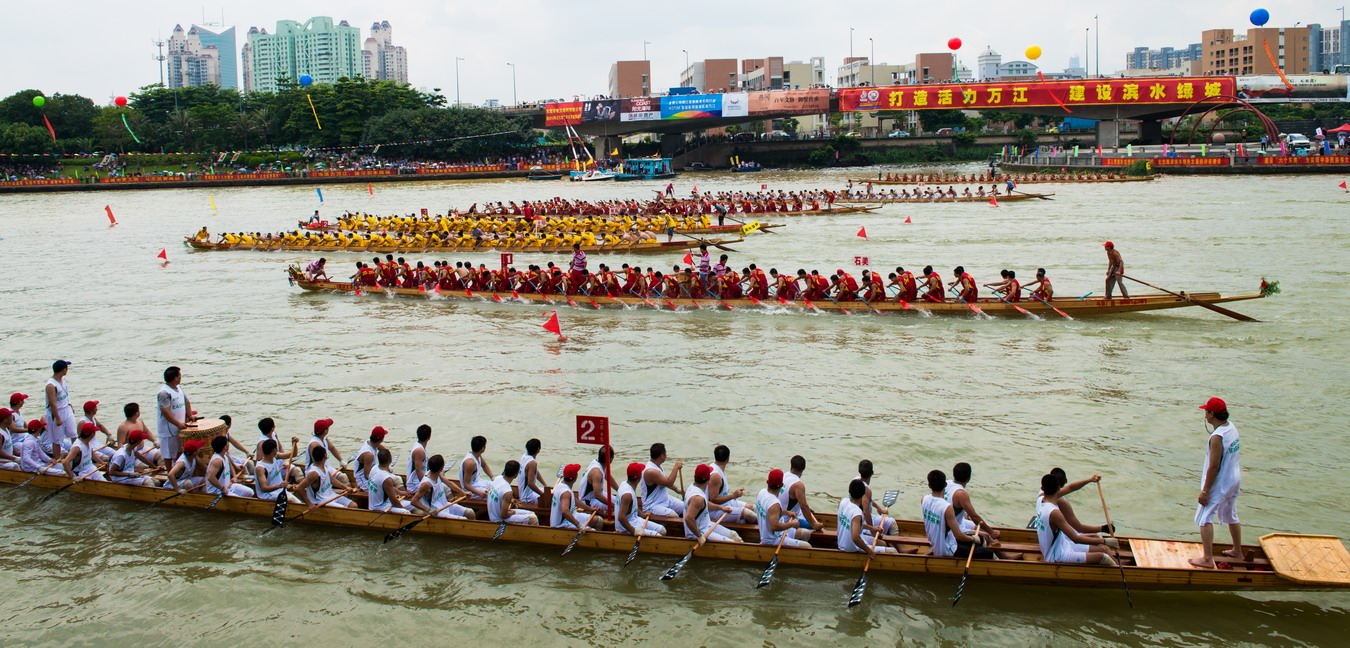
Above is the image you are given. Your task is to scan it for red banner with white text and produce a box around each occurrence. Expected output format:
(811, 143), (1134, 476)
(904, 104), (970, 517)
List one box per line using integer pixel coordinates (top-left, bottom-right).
(838, 77), (1237, 112)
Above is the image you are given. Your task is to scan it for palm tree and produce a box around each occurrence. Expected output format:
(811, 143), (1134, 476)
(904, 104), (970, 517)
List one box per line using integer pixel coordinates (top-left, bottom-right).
(231, 112), (261, 149)
(250, 107), (275, 146)
(167, 107), (196, 151)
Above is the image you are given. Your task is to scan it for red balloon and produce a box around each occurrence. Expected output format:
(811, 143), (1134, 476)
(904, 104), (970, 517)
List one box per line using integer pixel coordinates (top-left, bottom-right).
(948, 37), (962, 50)
(114, 96), (127, 107)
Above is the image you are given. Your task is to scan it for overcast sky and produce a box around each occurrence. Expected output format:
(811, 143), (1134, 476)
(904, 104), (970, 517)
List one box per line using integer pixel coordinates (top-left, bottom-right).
(3, 1), (1338, 105)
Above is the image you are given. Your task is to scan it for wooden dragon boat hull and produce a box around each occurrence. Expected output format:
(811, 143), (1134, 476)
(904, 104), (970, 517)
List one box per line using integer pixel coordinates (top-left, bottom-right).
(833, 193), (1051, 204)
(3, 467), (1344, 592)
(296, 222), (784, 236)
(185, 237), (742, 256)
(850, 176), (1154, 185)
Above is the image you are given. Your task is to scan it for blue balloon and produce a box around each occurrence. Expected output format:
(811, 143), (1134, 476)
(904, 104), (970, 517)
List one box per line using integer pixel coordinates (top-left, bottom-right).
(1250, 8), (1270, 26)
(299, 74), (313, 87)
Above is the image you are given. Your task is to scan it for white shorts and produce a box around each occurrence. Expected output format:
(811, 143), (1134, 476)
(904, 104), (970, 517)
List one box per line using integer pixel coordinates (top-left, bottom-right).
(161, 434), (181, 458)
(554, 515), (590, 531)
(1195, 492), (1240, 526)
(644, 499), (686, 517)
(325, 495), (354, 508)
(0, 461), (17, 471)
(719, 499), (748, 522)
(497, 510), (535, 525)
(581, 495), (609, 512)
(433, 504), (470, 520)
(762, 531), (811, 548)
(373, 506), (410, 515)
(517, 489), (541, 505)
(112, 476), (156, 487)
(1047, 548), (1089, 564)
(619, 518), (666, 536)
(79, 472), (107, 482)
(871, 513), (897, 535)
(209, 483), (254, 497)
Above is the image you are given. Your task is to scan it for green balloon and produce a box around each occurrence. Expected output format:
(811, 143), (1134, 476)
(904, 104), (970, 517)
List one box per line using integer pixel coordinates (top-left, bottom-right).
(32, 95), (45, 107)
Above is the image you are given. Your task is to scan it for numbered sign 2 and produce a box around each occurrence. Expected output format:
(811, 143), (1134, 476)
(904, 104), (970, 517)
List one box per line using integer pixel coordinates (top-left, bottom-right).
(576, 415), (610, 445)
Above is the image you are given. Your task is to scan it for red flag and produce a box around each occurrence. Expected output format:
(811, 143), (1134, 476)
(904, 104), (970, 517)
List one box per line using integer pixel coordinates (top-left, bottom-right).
(856, 226), (867, 239)
(1340, 181), (1347, 190)
(368, 182), (374, 196)
(904, 216), (912, 224)
(682, 252), (693, 265)
(104, 205), (117, 225)
(989, 197), (999, 207)
(542, 311), (562, 335)
(42, 114), (56, 143)
(156, 248), (168, 260)
(692, 185), (697, 193)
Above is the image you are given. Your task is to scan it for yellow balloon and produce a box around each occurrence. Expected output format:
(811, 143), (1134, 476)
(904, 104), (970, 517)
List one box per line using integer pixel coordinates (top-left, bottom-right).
(1025, 45), (1042, 61)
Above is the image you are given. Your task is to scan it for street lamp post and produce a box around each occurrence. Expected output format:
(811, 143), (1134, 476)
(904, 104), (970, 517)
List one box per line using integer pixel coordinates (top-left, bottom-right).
(455, 57), (465, 106)
(507, 62), (517, 106)
(869, 38), (875, 87)
(643, 41), (651, 61)
(683, 49), (689, 83)
(1094, 14), (1100, 78)
(1085, 27), (1090, 79)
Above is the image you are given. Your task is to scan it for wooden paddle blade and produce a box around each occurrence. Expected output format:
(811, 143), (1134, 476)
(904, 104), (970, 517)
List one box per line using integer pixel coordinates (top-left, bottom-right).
(492, 522), (508, 540)
(562, 531), (585, 556)
(205, 493), (225, 510)
(847, 573), (868, 608)
(384, 517), (424, 543)
(881, 490), (900, 508)
(661, 549), (695, 580)
(270, 494), (288, 526)
(757, 555), (779, 588)
(36, 481), (76, 505)
(623, 538), (643, 568)
(951, 571), (969, 606)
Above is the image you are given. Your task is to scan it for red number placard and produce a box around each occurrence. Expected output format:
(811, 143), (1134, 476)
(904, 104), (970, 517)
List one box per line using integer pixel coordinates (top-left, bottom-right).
(576, 415), (609, 445)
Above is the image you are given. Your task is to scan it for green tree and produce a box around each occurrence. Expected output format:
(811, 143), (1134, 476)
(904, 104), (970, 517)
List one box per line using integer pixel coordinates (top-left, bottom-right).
(779, 117), (799, 134)
(918, 109), (966, 131)
(0, 123), (56, 154)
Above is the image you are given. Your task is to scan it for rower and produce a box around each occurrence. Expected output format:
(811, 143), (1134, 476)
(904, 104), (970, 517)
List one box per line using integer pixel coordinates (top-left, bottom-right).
(578, 445), (617, 512)
(215, 415), (255, 476)
(920, 266), (944, 303)
(0, 408), (19, 470)
(1192, 397), (1244, 569)
(780, 455), (823, 530)
(17, 420), (62, 475)
(488, 460), (538, 525)
(1040, 468), (1111, 536)
(399, 424), (430, 495)
(308, 418), (347, 486)
(948, 266), (978, 303)
(78, 400), (115, 461)
(857, 460), (896, 535)
(295, 445), (358, 509)
(1021, 268), (1054, 302)
(1034, 473), (1117, 565)
(639, 443), (685, 517)
(366, 448), (411, 514)
(254, 417), (301, 482)
(552, 464), (602, 531)
(408, 455), (475, 520)
(5, 392), (28, 435)
(517, 438), (548, 505)
(984, 270), (1013, 296)
(756, 469), (811, 548)
(683, 464), (742, 542)
(616, 462), (667, 536)
(353, 426), (390, 492)
(117, 403), (161, 467)
(924, 469), (992, 559)
(60, 422), (107, 483)
(838, 479), (896, 554)
(205, 434), (253, 497)
(254, 439), (297, 502)
(459, 435), (494, 499)
(108, 430), (158, 486)
(306, 258), (329, 281)
(944, 462), (999, 544)
(165, 439), (206, 492)
(707, 445), (757, 524)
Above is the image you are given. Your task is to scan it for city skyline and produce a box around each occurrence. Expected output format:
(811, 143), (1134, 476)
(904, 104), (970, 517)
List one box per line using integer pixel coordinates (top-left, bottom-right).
(3, 0), (1344, 105)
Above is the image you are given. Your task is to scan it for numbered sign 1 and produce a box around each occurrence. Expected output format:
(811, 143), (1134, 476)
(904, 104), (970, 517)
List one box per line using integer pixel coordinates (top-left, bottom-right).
(500, 252), (514, 268)
(576, 415), (609, 445)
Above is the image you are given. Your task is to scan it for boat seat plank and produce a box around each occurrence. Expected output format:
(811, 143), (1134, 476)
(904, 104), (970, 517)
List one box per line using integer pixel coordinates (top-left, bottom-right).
(1130, 539), (1208, 569)
(1260, 534), (1350, 585)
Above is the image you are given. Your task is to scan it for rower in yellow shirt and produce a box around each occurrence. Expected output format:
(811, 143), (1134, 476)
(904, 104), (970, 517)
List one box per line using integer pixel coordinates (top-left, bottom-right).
(193, 227), (210, 242)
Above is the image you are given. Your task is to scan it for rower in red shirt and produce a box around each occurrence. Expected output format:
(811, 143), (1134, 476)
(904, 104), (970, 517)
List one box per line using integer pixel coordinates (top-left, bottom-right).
(813, 271), (831, 300)
(620, 264), (640, 295)
(771, 269), (798, 300)
(569, 243), (587, 290)
(863, 270), (885, 302)
(920, 266), (945, 303)
(833, 269), (860, 301)
(748, 264), (769, 300)
(947, 266), (979, 303)
(1021, 268), (1054, 302)
(380, 255), (399, 287)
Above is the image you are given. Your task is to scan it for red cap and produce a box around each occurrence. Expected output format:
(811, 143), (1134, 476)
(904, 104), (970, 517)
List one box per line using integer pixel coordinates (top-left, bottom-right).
(26, 419), (45, 432)
(1199, 397), (1228, 413)
(836, 268), (845, 275)
(767, 469), (784, 489)
(563, 463), (582, 480)
(83, 400), (99, 412)
(78, 421), (98, 437)
(314, 418), (334, 434)
(370, 426), (388, 441)
(182, 440), (205, 455)
(9, 392), (27, 406)
(1103, 241), (1114, 248)
(626, 462), (645, 480)
(693, 463), (712, 481)
(127, 430), (147, 445)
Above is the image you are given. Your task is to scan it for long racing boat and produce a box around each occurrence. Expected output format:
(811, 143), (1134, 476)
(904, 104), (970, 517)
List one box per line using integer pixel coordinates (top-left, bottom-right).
(186, 236), (743, 256)
(834, 193), (1052, 204)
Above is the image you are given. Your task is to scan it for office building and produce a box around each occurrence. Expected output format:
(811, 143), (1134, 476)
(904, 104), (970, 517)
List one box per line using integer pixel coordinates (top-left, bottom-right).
(782, 58), (826, 89)
(608, 60), (651, 97)
(1309, 20), (1350, 72)
(1125, 44), (1202, 70)
(1201, 27), (1310, 76)
(167, 23), (237, 89)
(244, 16), (362, 94)
(836, 57), (906, 88)
(741, 57), (784, 90)
(679, 58), (738, 93)
(975, 47), (1039, 81)
(362, 20), (409, 83)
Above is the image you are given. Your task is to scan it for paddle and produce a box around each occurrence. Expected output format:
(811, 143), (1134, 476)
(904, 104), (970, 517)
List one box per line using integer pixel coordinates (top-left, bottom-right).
(1121, 275), (1259, 323)
(35, 468), (102, 505)
(1096, 481), (1135, 608)
(675, 231), (737, 253)
(661, 512), (729, 581)
(1030, 292), (1072, 320)
(881, 490), (899, 508)
(576, 284), (602, 310)
(10, 459), (62, 490)
(263, 491), (351, 535)
(674, 278), (705, 310)
(851, 289), (884, 316)
(951, 539), (977, 606)
(204, 491), (226, 510)
(561, 511), (601, 556)
(139, 481), (207, 512)
(948, 286), (985, 316)
(383, 495), (468, 544)
(726, 214), (775, 234)
(1012, 189), (1053, 201)
(623, 514), (655, 567)
(820, 289), (851, 315)
(846, 532), (884, 608)
(756, 529), (791, 589)
(989, 289), (1037, 318)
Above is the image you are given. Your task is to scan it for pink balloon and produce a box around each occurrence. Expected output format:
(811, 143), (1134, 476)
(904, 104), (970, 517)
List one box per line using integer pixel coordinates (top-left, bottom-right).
(948, 37), (962, 51)
(114, 96), (128, 107)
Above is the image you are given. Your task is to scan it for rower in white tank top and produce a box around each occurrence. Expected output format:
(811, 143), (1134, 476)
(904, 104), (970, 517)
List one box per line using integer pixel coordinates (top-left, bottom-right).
(353, 441), (378, 491)
(943, 481), (976, 534)
(1034, 499), (1086, 563)
(517, 452), (540, 504)
(109, 445), (153, 486)
(550, 479), (586, 530)
(640, 460), (685, 516)
(460, 451), (491, 498)
(614, 481), (662, 536)
(922, 493), (958, 557)
(164, 453), (202, 489)
(366, 466), (409, 513)
(0, 428), (16, 470)
(254, 458), (287, 500)
(779, 471), (803, 517)
(304, 461), (352, 508)
(487, 474), (531, 524)
(754, 488), (807, 547)
(406, 441), (428, 493)
(683, 484), (733, 542)
(836, 498), (869, 552)
(578, 459), (608, 511)
(79, 415), (115, 461)
(206, 451), (251, 497)
(308, 435), (331, 464)
(709, 463), (747, 521)
(68, 438), (106, 482)
(418, 474), (469, 519)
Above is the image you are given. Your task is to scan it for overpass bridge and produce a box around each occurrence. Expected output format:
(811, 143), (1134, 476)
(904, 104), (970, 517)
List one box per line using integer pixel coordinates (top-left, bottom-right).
(500, 74), (1349, 154)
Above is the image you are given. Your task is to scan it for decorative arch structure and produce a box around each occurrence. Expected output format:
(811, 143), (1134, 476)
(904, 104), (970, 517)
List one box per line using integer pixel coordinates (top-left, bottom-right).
(1167, 95), (1280, 146)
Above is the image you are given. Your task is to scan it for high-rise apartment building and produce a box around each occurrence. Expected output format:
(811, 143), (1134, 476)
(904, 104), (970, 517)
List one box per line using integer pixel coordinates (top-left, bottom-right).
(362, 20), (408, 83)
(1125, 44), (1202, 70)
(679, 58), (738, 93)
(1201, 27), (1310, 76)
(244, 16), (362, 93)
(167, 24), (237, 89)
(1309, 20), (1350, 72)
(608, 60), (651, 97)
